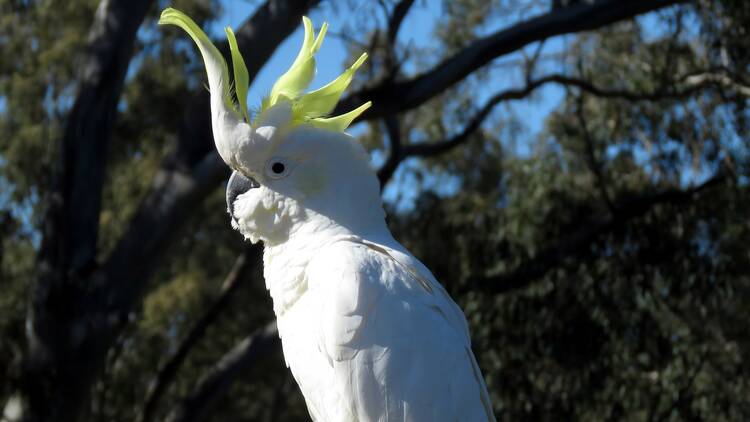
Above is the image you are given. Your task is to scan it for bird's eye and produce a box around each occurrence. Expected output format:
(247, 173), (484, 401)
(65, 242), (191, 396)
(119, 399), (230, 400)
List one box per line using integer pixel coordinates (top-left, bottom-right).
(265, 157), (292, 179)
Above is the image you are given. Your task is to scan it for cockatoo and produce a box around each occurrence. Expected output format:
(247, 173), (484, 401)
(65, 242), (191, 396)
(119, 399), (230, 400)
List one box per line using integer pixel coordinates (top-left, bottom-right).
(160, 9), (495, 421)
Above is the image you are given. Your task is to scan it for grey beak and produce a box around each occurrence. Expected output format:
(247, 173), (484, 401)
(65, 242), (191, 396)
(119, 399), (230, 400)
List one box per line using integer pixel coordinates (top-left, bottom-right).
(226, 170), (260, 219)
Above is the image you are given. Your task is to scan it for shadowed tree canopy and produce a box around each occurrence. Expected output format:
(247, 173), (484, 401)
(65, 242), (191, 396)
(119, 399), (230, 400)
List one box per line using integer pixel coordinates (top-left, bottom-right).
(1, 0), (748, 421)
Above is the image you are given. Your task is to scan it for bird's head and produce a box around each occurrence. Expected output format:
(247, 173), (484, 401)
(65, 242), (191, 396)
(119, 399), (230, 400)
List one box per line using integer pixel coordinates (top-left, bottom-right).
(160, 9), (382, 245)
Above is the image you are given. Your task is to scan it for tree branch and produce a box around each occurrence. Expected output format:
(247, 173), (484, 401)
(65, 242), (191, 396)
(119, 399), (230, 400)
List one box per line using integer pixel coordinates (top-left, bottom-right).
(381, 0), (416, 75)
(377, 68), (723, 182)
(337, 0), (688, 121)
(377, 115), (404, 187)
(387, 0), (416, 46)
(138, 246), (261, 422)
(164, 322), (280, 422)
(376, 84), (534, 186)
(472, 174), (725, 295)
(543, 73), (720, 101)
(683, 71), (750, 97)
(60, 0), (155, 275)
(399, 88), (516, 159)
(97, 153), (227, 314)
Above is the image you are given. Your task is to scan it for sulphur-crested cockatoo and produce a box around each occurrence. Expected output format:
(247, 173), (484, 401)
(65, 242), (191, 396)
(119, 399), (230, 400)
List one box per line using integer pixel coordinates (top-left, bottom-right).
(160, 9), (495, 421)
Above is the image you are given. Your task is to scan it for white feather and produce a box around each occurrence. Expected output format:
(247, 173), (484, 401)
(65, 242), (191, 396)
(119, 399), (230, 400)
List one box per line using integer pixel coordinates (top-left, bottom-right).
(270, 234), (495, 422)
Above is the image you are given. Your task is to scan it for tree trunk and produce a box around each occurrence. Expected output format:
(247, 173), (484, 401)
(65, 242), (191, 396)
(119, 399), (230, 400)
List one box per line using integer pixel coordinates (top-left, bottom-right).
(19, 0), (154, 420)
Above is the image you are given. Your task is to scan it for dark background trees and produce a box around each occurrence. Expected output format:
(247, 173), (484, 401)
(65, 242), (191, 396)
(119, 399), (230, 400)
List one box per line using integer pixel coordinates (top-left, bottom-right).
(1, 0), (748, 420)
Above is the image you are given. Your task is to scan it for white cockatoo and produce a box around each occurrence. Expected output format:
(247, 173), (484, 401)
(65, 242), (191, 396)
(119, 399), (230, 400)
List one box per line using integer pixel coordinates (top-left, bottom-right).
(160, 9), (495, 421)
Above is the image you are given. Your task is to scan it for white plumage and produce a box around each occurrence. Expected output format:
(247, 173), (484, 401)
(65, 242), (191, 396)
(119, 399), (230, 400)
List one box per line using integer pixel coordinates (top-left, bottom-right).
(263, 231), (494, 421)
(160, 10), (496, 420)
(230, 125), (496, 421)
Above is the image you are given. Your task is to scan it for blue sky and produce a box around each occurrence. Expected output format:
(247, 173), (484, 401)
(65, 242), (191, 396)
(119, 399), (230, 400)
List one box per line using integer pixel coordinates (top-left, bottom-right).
(209, 0), (567, 209)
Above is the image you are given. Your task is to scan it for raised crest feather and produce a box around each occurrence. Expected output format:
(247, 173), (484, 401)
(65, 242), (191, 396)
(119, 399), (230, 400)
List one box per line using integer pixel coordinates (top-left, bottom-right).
(158, 8), (240, 119)
(225, 27), (250, 123)
(160, 8), (369, 133)
(263, 17), (369, 131)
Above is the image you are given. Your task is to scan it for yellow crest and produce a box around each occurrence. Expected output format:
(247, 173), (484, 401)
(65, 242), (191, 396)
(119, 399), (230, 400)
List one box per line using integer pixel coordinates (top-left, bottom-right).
(159, 9), (371, 132)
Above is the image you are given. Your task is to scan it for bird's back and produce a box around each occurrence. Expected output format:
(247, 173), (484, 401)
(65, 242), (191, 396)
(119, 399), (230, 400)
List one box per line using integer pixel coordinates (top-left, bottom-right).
(274, 235), (495, 422)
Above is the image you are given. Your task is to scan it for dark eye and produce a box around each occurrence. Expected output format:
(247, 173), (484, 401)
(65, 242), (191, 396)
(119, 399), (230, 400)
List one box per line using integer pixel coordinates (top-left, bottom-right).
(271, 162), (285, 174)
(265, 157), (291, 179)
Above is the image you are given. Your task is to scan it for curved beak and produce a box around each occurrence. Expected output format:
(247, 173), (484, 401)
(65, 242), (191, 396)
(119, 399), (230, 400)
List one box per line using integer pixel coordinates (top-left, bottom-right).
(226, 170), (259, 220)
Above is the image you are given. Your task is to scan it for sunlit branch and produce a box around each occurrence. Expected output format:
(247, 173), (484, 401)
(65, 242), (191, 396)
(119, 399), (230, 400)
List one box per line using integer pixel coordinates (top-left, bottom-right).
(544, 73), (724, 101)
(683, 72), (750, 97)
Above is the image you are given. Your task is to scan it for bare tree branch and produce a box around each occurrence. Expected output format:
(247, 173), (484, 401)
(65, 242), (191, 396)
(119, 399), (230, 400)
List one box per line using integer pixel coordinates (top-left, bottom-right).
(399, 88), (515, 158)
(377, 83), (539, 186)
(545, 73), (723, 101)
(337, 0), (688, 121)
(138, 246), (261, 422)
(387, 0), (416, 46)
(377, 68), (725, 186)
(164, 322), (281, 422)
(472, 174), (726, 295)
(381, 0), (416, 75)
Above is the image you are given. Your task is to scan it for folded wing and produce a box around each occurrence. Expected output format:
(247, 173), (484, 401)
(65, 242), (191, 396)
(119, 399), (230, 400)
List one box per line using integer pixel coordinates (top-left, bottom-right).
(301, 238), (495, 422)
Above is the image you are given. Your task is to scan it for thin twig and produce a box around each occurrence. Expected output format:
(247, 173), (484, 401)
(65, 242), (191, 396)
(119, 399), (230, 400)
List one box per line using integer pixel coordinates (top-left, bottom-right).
(575, 93), (616, 212)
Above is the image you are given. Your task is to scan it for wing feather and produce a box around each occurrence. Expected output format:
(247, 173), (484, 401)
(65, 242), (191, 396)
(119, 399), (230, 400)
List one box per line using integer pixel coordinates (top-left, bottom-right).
(299, 238), (495, 422)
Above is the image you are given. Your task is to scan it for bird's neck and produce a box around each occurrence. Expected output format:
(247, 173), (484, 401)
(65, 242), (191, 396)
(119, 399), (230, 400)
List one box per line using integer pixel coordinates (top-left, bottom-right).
(262, 209), (389, 316)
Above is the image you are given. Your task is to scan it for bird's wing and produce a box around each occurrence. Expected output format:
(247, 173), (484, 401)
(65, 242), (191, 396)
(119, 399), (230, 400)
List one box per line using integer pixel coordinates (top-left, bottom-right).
(304, 238), (495, 422)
